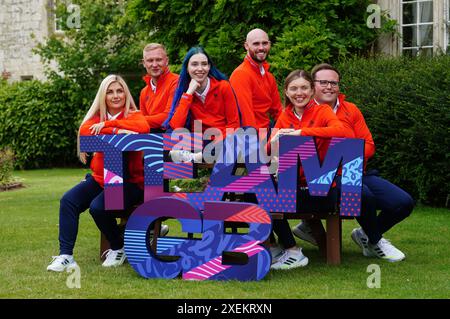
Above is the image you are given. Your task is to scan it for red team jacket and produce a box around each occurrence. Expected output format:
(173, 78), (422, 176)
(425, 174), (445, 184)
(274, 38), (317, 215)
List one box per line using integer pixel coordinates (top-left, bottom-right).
(169, 77), (240, 136)
(79, 111), (150, 188)
(139, 70), (179, 129)
(334, 94), (375, 169)
(230, 55), (282, 128)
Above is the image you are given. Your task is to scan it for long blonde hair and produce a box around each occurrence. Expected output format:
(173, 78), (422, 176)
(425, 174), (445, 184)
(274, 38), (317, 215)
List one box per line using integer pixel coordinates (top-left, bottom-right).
(77, 75), (137, 160)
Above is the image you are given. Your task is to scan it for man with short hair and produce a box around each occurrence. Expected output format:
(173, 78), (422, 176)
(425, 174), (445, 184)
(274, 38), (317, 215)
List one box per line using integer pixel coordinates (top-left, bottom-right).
(139, 43), (176, 235)
(292, 63), (414, 262)
(230, 28), (282, 129)
(140, 43), (179, 130)
(231, 29), (300, 269)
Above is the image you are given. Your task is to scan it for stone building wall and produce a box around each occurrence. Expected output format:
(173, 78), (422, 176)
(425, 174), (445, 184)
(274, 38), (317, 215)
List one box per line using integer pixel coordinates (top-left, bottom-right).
(0, 0), (51, 82)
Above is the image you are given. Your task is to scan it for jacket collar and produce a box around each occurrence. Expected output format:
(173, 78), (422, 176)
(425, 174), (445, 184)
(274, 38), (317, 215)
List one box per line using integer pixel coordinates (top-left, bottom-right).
(337, 93), (347, 105)
(142, 68), (171, 88)
(244, 53), (270, 75)
(194, 77), (221, 97)
(285, 99), (317, 119)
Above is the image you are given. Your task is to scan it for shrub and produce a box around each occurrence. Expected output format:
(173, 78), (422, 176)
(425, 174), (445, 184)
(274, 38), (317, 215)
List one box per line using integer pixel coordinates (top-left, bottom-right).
(0, 80), (81, 169)
(337, 55), (450, 206)
(0, 147), (14, 186)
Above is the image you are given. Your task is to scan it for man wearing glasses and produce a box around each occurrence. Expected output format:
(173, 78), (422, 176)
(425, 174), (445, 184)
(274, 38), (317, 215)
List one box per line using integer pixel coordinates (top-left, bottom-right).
(292, 63), (414, 263)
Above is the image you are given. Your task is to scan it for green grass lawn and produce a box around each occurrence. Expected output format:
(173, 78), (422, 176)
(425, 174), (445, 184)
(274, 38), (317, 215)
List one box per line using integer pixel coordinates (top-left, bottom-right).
(0, 169), (448, 299)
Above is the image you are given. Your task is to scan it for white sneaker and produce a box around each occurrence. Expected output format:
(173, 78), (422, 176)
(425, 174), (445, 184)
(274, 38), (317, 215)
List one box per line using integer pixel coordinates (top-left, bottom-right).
(47, 255), (77, 272)
(169, 150), (193, 163)
(172, 185), (183, 192)
(102, 248), (126, 267)
(149, 224), (169, 236)
(149, 224), (169, 242)
(369, 238), (406, 262)
(351, 228), (374, 257)
(271, 247), (309, 270)
(269, 245), (284, 265)
(159, 224), (170, 237)
(292, 222), (318, 246)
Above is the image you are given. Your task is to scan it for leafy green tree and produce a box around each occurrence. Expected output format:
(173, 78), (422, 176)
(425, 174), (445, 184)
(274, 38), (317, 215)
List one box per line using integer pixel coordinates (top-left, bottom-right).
(123, 0), (395, 80)
(35, 0), (148, 109)
(36, 0), (395, 102)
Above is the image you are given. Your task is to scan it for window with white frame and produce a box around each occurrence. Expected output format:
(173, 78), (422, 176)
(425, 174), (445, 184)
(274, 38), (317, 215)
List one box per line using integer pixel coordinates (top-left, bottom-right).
(401, 0), (434, 57)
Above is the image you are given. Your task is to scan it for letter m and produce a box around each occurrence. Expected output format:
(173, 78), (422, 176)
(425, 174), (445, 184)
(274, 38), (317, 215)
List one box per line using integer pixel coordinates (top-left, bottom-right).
(280, 136), (364, 216)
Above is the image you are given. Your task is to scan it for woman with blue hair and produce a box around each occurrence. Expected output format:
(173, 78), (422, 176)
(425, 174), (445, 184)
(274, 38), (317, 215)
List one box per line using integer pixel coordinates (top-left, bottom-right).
(163, 46), (240, 138)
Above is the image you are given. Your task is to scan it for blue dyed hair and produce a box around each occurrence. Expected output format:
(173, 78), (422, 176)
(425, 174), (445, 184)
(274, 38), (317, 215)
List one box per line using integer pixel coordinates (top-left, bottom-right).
(162, 46), (228, 129)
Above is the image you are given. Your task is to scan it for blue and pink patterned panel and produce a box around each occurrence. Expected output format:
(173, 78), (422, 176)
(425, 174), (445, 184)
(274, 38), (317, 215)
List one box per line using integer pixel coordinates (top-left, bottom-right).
(185, 201), (271, 281)
(124, 197), (202, 279)
(80, 133), (363, 216)
(80, 133), (363, 281)
(162, 132), (195, 180)
(80, 135), (126, 210)
(281, 136), (364, 217)
(124, 198), (271, 281)
(202, 132), (298, 213)
(81, 133), (184, 207)
(197, 135), (364, 216)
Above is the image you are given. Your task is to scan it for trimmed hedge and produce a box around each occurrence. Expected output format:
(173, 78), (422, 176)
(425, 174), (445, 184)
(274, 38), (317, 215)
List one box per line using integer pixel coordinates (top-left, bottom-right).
(337, 55), (450, 206)
(0, 80), (82, 169)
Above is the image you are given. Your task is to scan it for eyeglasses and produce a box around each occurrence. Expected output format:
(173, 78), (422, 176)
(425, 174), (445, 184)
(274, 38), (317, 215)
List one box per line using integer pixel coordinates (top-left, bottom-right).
(314, 80), (339, 88)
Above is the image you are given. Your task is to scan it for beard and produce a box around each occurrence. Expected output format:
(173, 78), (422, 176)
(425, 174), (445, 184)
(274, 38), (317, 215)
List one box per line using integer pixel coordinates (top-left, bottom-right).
(249, 50), (267, 63)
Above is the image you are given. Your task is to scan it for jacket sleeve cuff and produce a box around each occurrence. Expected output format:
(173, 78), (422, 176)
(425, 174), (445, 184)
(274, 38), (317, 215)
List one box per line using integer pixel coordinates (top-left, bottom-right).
(181, 93), (193, 101)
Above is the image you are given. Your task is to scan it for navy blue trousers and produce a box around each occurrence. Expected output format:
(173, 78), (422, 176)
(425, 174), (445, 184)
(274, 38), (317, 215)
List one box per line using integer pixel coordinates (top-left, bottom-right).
(273, 170), (414, 248)
(354, 170), (414, 244)
(58, 174), (143, 255)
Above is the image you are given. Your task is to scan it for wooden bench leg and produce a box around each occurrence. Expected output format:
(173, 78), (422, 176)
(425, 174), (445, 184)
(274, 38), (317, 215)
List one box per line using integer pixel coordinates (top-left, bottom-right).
(308, 219), (327, 258)
(150, 219), (162, 253)
(326, 213), (341, 265)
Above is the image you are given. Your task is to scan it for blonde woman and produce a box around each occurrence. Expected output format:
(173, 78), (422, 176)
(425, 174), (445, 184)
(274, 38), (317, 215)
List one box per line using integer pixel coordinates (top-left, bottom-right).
(47, 75), (149, 271)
